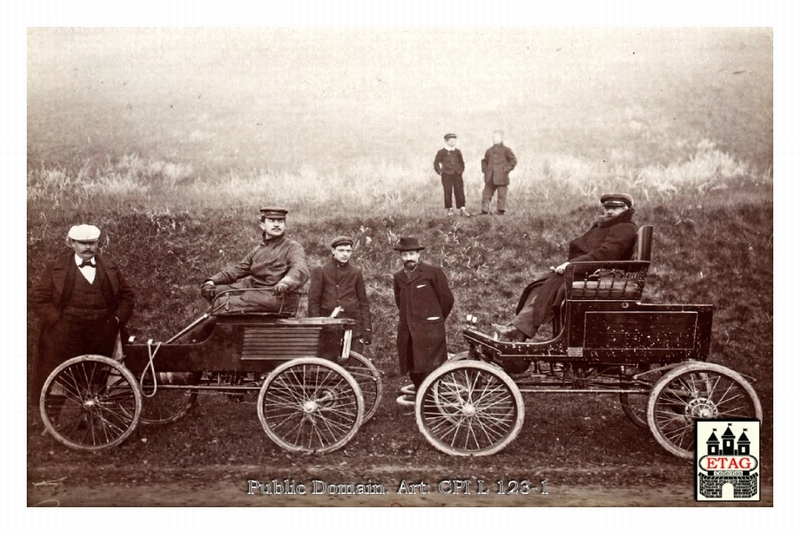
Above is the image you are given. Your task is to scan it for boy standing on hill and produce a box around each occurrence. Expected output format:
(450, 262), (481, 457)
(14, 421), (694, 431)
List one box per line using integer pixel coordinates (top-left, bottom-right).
(433, 133), (469, 216)
(308, 236), (373, 354)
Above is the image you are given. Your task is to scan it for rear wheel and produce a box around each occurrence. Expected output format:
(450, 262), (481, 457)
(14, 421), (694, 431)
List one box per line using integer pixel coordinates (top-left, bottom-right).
(647, 362), (762, 459)
(40, 355), (142, 451)
(139, 372), (200, 425)
(620, 364), (667, 429)
(342, 352), (382, 423)
(416, 360), (524, 456)
(257, 357), (364, 453)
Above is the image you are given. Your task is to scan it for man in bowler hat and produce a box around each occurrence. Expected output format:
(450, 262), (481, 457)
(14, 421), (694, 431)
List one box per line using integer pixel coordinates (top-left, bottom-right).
(308, 235), (373, 353)
(29, 224), (135, 403)
(392, 237), (454, 390)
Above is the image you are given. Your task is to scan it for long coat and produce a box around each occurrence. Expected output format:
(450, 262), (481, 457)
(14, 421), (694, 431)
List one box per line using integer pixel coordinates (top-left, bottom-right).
(393, 262), (454, 375)
(481, 143), (517, 186)
(29, 252), (135, 399)
(515, 209), (637, 323)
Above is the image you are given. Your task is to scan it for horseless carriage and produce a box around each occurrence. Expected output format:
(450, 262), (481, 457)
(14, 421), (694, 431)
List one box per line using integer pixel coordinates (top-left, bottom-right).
(39, 289), (383, 453)
(412, 226), (764, 459)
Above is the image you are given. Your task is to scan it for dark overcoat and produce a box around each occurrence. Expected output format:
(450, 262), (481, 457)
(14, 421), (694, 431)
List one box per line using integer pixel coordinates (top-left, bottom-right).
(29, 252), (135, 398)
(307, 259), (372, 335)
(393, 262), (454, 374)
(481, 143), (517, 186)
(515, 209), (637, 320)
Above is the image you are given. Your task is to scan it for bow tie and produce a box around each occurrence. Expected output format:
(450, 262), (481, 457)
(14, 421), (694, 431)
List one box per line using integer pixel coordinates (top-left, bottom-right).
(79, 260), (96, 268)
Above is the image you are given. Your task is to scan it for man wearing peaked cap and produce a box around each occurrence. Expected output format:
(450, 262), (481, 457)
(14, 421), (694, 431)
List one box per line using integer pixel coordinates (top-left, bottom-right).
(29, 224), (135, 406)
(392, 237), (454, 391)
(308, 235), (373, 352)
(434, 133), (469, 217)
(600, 193), (634, 209)
(200, 206), (309, 314)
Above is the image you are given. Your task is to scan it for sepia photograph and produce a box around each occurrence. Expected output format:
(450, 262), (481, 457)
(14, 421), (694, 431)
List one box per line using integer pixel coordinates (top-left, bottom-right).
(12, 2), (792, 521)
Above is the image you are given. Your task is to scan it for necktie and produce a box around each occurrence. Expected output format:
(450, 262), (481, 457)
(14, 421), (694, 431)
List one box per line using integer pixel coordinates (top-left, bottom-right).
(79, 260), (96, 268)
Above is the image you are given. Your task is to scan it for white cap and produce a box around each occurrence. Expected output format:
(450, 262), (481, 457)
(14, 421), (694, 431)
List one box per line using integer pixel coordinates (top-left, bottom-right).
(67, 224), (101, 241)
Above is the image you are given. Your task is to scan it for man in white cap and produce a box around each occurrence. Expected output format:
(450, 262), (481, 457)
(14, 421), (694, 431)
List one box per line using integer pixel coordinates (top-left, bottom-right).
(29, 224), (135, 403)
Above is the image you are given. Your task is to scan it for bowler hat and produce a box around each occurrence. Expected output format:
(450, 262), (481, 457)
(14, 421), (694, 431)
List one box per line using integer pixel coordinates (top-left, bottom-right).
(260, 206), (289, 219)
(394, 237), (425, 251)
(600, 193), (634, 209)
(67, 224), (101, 241)
(330, 235), (354, 248)
(444, 133), (457, 140)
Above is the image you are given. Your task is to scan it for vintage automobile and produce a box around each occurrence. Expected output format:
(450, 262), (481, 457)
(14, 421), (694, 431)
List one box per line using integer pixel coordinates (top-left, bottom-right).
(412, 226), (763, 459)
(38, 289), (383, 453)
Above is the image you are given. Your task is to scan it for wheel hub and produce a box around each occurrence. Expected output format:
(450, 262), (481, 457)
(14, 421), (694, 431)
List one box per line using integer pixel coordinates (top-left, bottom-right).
(462, 403), (476, 416)
(303, 400), (318, 413)
(687, 397), (718, 419)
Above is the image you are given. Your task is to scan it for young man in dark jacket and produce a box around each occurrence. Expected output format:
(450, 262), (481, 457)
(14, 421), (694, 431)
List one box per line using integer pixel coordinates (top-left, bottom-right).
(307, 235), (372, 353)
(433, 133), (469, 216)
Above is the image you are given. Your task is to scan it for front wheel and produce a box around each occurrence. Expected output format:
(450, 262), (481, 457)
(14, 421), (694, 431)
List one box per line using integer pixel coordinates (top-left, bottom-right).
(647, 362), (762, 459)
(416, 360), (524, 456)
(40, 355), (142, 451)
(257, 357), (364, 453)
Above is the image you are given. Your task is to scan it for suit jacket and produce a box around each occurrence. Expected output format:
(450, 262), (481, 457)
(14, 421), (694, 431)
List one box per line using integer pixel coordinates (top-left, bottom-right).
(307, 259), (372, 333)
(393, 262), (454, 374)
(434, 148), (465, 176)
(481, 143), (517, 185)
(29, 252), (135, 327)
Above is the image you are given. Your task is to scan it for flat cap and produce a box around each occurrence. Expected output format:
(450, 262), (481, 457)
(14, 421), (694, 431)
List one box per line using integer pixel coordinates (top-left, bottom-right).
(259, 206), (289, 219)
(444, 133), (457, 140)
(67, 224), (101, 241)
(600, 193), (634, 209)
(330, 235), (354, 248)
(394, 236), (425, 251)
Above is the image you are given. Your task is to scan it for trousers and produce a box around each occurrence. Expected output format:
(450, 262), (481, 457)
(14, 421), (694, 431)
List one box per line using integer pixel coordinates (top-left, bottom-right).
(441, 173), (466, 209)
(481, 182), (508, 213)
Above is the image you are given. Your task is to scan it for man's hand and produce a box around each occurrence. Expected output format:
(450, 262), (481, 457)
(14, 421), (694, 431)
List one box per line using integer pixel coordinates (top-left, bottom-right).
(361, 329), (373, 346)
(274, 282), (290, 295)
(200, 281), (216, 302)
(554, 262), (570, 275)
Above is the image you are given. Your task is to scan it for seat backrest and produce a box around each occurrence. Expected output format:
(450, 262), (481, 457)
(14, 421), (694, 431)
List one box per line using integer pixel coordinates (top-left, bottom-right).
(633, 225), (654, 261)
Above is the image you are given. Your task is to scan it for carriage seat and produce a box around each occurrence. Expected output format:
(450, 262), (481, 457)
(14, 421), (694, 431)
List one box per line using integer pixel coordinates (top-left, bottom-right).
(569, 225), (653, 300)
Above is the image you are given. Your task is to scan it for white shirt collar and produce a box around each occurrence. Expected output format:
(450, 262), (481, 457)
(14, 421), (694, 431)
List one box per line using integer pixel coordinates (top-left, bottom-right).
(75, 254), (96, 266)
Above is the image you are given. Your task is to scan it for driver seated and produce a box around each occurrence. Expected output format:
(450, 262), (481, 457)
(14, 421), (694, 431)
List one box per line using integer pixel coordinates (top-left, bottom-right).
(200, 206), (309, 314)
(493, 193), (637, 342)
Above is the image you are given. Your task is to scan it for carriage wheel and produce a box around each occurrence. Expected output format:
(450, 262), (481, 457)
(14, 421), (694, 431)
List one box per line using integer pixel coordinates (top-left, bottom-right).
(619, 364), (666, 429)
(342, 352), (383, 423)
(139, 374), (200, 425)
(40, 355), (142, 451)
(416, 360), (524, 456)
(647, 362), (762, 459)
(257, 357), (364, 453)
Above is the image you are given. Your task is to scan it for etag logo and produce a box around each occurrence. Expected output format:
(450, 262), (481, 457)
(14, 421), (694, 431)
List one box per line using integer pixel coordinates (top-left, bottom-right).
(695, 420), (760, 501)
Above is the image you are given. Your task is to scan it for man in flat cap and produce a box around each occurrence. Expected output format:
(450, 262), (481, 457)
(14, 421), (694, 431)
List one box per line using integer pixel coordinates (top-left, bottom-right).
(308, 236), (373, 353)
(480, 130), (517, 215)
(392, 237), (455, 390)
(433, 133), (469, 217)
(200, 207), (309, 313)
(494, 193), (637, 346)
(29, 224), (135, 403)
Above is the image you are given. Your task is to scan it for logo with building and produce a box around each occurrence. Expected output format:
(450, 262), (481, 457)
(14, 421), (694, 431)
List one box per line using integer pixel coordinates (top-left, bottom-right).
(696, 420), (760, 501)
